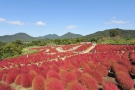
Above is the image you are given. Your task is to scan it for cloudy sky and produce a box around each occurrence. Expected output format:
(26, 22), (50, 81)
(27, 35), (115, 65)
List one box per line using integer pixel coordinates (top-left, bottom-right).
(0, 0), (135, 37)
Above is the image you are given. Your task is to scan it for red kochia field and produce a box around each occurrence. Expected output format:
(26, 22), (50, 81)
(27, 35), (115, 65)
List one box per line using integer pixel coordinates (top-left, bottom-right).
(0, 43), (135, 90)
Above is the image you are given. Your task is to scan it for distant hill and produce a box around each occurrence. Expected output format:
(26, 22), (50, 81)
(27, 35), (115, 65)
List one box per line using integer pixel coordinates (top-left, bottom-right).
(0, 33), (36, 42)
(38, 34), (60, 39)
(1, 29), (135, 42)
(37, 32), (83, 39)
(0, 32), (83, 42)
(84, 28), (135, 39)
(60, 32), (83, 39)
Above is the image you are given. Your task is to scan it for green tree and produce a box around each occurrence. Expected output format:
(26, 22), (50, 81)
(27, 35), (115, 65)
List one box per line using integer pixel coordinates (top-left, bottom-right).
(1, 40), (23, 58)
(110, 30), (120, 37)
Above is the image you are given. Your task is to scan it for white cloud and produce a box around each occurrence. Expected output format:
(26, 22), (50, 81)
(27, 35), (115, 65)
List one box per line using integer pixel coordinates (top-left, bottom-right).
(105, 20), (129, 25)
(7, 21), (24, 25)
(66, 25), (77, 29)
(36, 21), (46, 26)
(0, 18), (6, 22)
(0, 18), (24, 25)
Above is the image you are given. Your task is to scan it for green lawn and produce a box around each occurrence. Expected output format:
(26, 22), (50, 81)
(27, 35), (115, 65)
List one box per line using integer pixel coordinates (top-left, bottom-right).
(98, 38), (135, 44)
(22, 46), (39, 55)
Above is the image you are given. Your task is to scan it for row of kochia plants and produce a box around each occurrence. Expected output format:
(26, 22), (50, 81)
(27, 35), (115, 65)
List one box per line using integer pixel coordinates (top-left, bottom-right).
(0, 44), (135, 90)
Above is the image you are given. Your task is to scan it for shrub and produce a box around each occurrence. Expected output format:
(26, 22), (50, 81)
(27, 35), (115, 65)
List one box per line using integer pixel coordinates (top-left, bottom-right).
(46, 70), (60, 80)
(95, 64), (108, 76)
(2, 74), (8, 82)
(90, 70), (103, 84)
(112, 64), (128, 74)
(5, 70), (20, 84)
(116, 71), (134, 90)
(32, 75), (45, 90)
(80, 62), (91, 73)
(68, 63), (78, 72)
(52, 64), (60, 73)
(14, 73), (23, 85)
(45, 78), (64, 90)
(20, 74), (30, 88)
(28, 70), (38, 86)
(67, 82), (87, 90)
(0, 84), (14, 90)
(71, 69), (82, 80)
(118, 59), (131, 71)
(40, 70), (47, 78)
(103, 82), (119, 90)
(80, 73), (98, 90)
(131, 66), (135, 75)
(61, 72), (77, 87)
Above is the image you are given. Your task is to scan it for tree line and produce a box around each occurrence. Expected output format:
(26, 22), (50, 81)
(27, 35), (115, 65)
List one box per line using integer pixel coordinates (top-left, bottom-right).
(0, 38), (89, 60)
(0, 30), (125, 60)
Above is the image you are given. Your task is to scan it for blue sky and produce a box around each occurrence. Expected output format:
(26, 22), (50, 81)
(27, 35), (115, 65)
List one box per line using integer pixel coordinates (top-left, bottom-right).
(0, 0), (135, 37)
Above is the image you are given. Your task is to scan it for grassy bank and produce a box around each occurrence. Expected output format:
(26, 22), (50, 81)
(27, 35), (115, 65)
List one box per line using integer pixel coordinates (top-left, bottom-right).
(22, 46), (39, 55)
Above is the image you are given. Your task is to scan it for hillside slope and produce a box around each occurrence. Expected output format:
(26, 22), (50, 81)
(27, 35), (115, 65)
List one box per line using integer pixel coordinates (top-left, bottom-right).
(84, 28), (135, 39)
(0, 33), (36, 42)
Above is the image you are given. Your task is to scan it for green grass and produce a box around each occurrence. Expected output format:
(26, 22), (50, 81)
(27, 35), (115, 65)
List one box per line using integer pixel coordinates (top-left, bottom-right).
(98, 38), (135, 44)
(2, 46), (40, 60)
(22, 46), (39, 55)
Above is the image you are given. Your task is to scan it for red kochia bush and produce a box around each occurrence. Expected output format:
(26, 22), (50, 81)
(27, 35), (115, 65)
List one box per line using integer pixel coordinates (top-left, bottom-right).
(118, 59), (132, 71)
(112, 64), (128, 74)
(5, 71), (19, 84)
(80, 73), (98, 90)
(95, 64), (108, 76)
(71, 69), (82, 79)
(32, 75), (45, 90)
(67, 82), (87, 90)
(46, 70), (60, 80)
(103, 82), (119, 90)
(61, 72), (77, 87)
(90, 70), (103, 84)
(2, 74), (8, 82)
(80, 62), (91, 73)
(28, 70), (38, 86)
(131, 66), (135, 75)
(45, 78), (64, 90)
(68, 63), (78, 72)
(14, 73), (23, 85)
(0, 72), (5, 81)
(20, 74), (31, 88)
(116, 71), (134, 90)
(0, 84), (14, 90)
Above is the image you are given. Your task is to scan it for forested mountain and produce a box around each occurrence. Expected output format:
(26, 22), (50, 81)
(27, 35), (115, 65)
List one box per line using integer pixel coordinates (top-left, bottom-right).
(0, 29), (135, 42)
(0, 33), (36, 42)
(38, 32), (83, 39)
(38, 34), (60, 39)
(84, 28), (135, 39)
(60, 32), (83, 39)
(0, 32), (83, 42)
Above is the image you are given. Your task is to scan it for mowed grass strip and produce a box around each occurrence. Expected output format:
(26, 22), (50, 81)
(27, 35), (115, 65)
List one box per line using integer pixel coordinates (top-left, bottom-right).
(22, 46), (39, 55)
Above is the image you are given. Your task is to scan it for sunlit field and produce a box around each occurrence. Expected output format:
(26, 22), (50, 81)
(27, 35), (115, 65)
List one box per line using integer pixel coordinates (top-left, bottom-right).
(0, 43), (135, 90)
